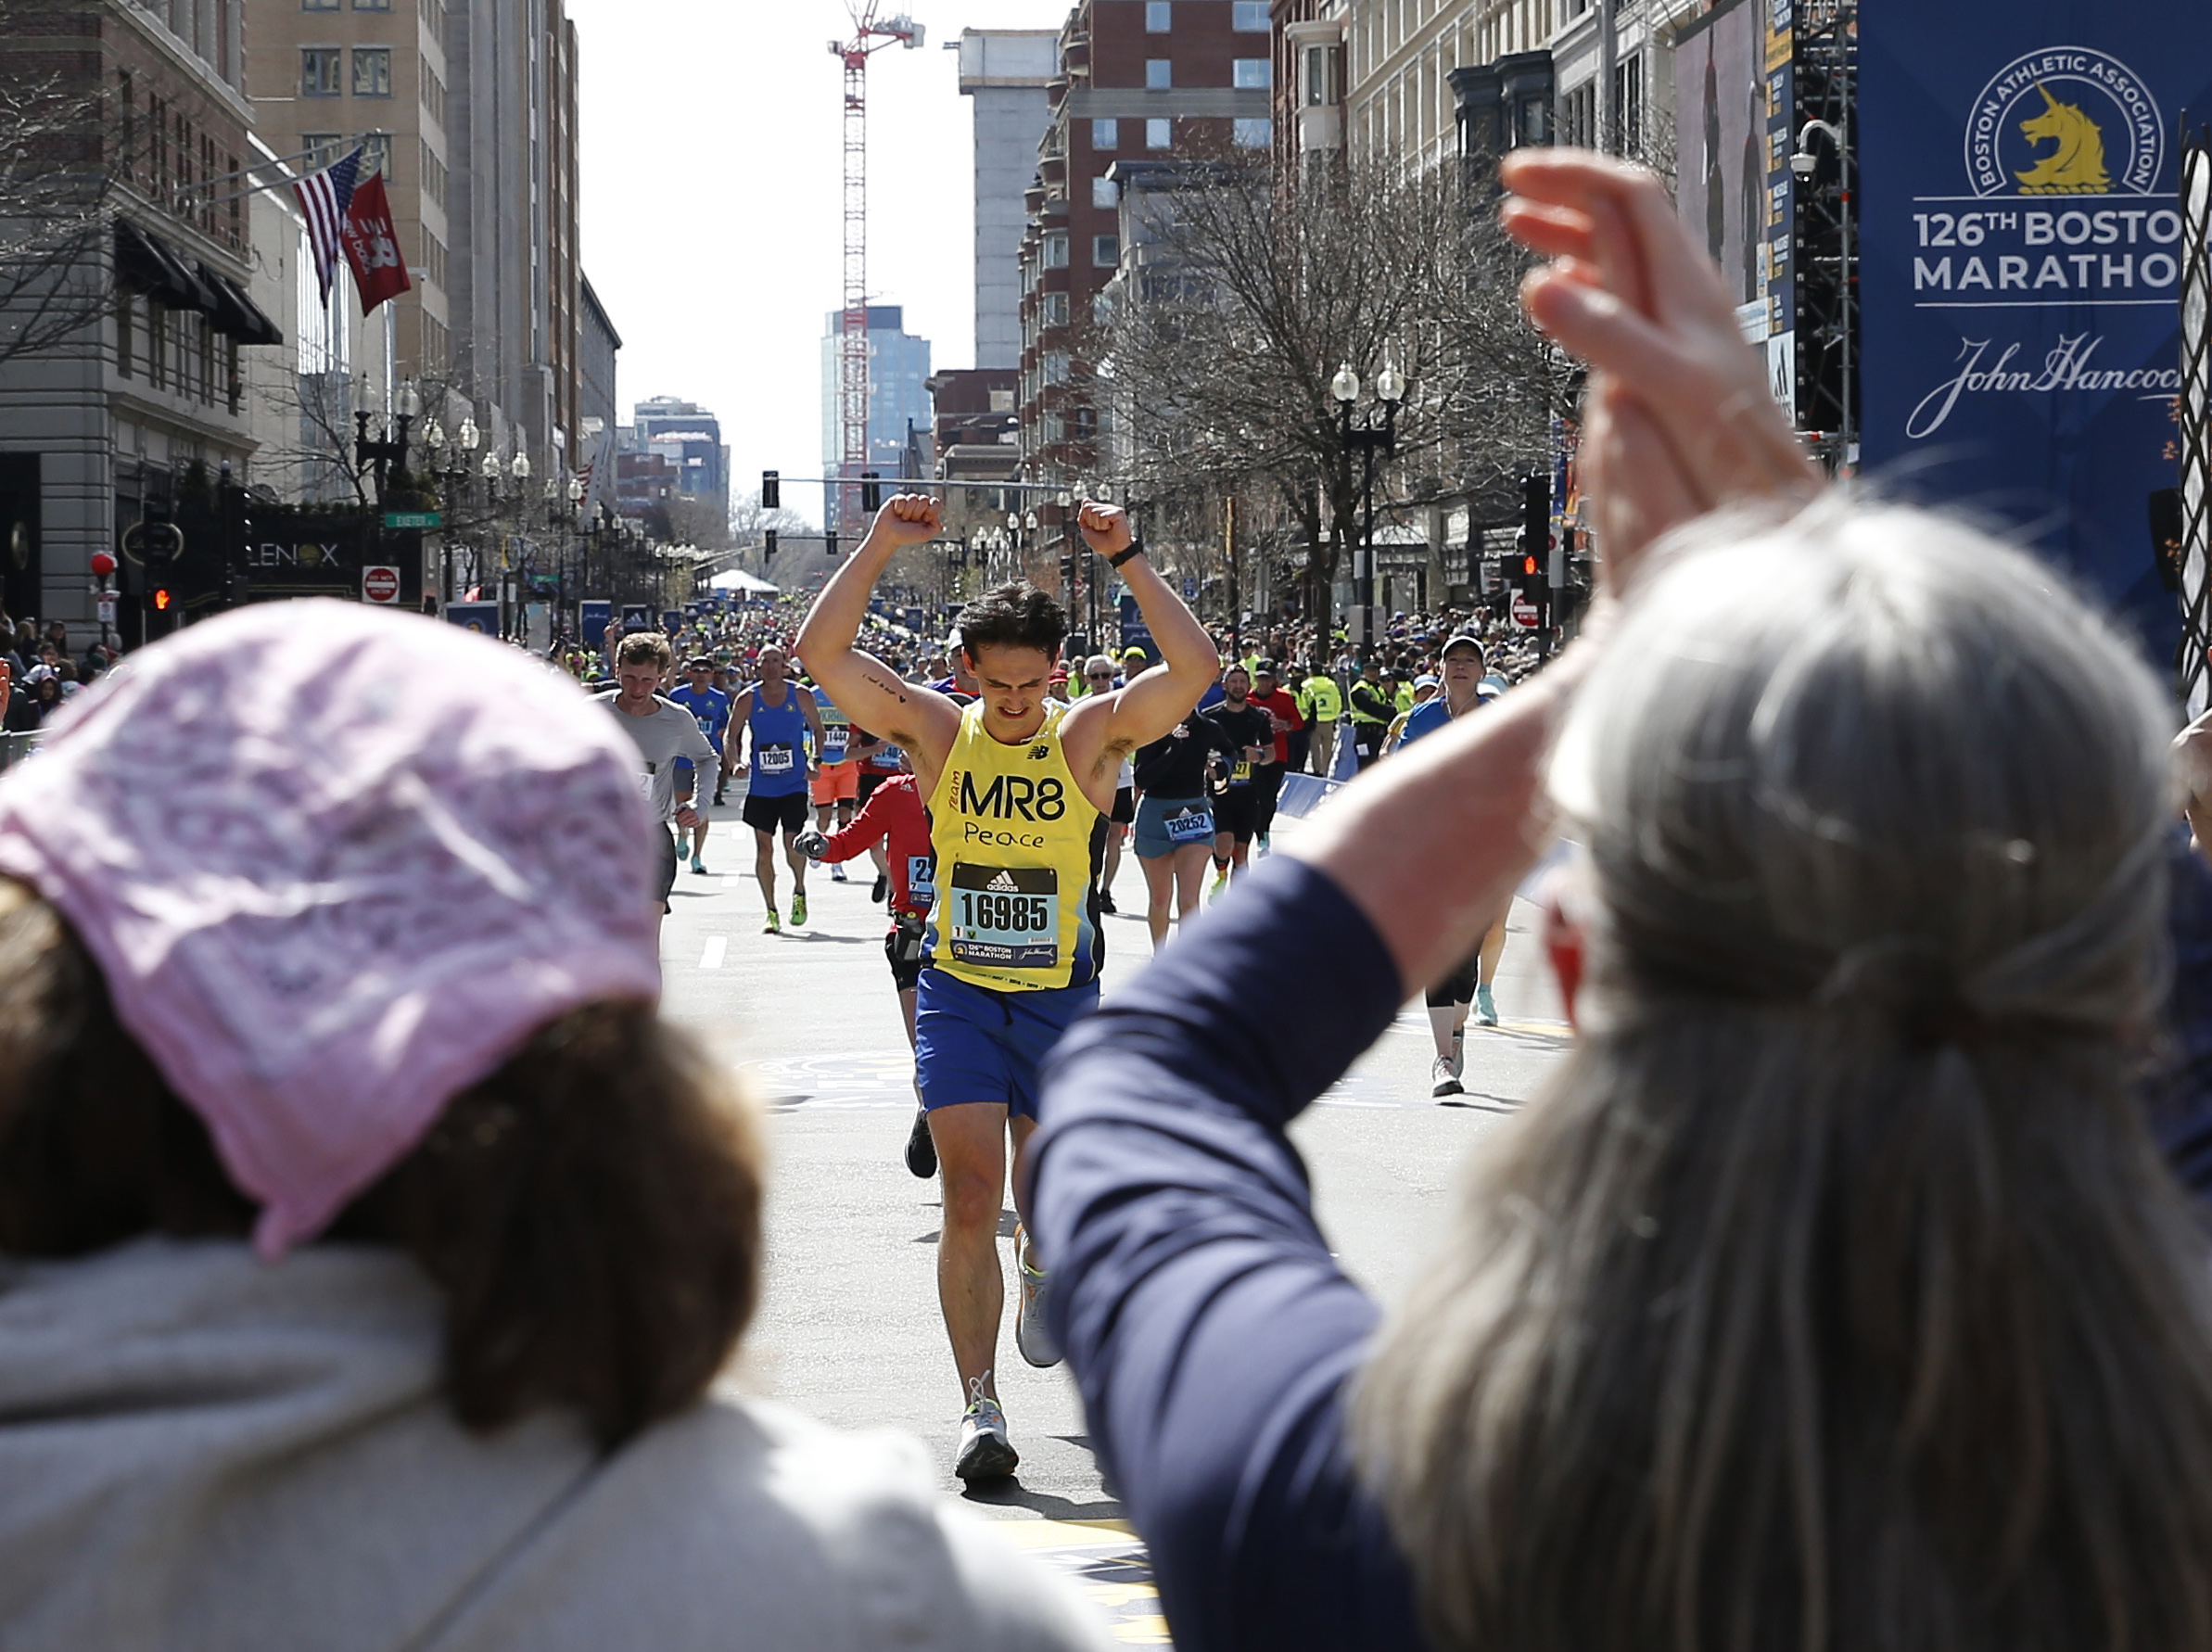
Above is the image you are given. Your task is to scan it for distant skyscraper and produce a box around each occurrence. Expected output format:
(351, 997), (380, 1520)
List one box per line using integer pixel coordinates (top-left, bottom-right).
(958, 31), (1057, 372)
(630, 396), (729, 512)
(820, 306), (932, 527)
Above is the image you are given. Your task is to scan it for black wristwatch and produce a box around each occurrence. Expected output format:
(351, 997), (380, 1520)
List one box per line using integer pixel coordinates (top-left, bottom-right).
(1107, 540), (1146, 569)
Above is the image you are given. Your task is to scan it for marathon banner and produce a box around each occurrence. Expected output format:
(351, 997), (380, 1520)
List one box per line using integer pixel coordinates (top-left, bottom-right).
(1859, 1), (2212, 658)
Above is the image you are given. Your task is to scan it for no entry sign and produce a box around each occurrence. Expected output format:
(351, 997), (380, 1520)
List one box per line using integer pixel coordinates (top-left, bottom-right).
(362, 565), (401, 604)
(1510, 592), (1542, 630)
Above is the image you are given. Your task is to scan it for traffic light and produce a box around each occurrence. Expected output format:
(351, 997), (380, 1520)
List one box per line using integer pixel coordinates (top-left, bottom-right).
(763, 529), (778, 561)
(761, 470), (780, 509)
(826, 532), (840, 558)
(1520, 473), (1549, 567)
(151, 586), (173, 612)
(860, 472), (882, 513)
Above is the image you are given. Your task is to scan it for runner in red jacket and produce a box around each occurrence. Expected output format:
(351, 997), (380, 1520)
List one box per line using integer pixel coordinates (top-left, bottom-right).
(796, 766), (940, 1177)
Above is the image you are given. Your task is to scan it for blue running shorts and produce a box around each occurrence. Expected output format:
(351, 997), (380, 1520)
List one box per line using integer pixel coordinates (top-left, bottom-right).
(913, 967), (1101, 1121)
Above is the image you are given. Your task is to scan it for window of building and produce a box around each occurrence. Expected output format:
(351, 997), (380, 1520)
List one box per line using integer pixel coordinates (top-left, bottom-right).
(423, 226), (447, 289)
(1146, 58), (1172, 90)
(1044, 350), (1071, 385)
(353, 0), (391, 10)
(1146, 117), (1172, 149)
(1558, 80), (1595, 149)
(300, 48), (342, 96)
(1041, 231), (1069, 269)
(1091, 175), (1119, 210)
(418, 137), (447, 204)
(115, 290), (133, 377)
(1093, 234), (1120, 267)
(1234, 0), (1269, 28)
(1145, 1), (1171, 32)
(301, 132), (344, 169)
(1092, 117), (1118, 150)
(1304, 44), (1341, 107)
(1234, 117), (1270, 147)
(1613, 52), (1644, 155)
(1040, 291), (1069, 328)
(1233, 57), (1272, 90)
(1043, 412), (1066, 444)
(302, 0), (339, 9)
(351, 47), (391, 96)
(358, 131), (392, 178)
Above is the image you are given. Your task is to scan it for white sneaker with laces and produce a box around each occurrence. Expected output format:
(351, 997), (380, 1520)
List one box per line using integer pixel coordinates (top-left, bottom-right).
(1013, 1225), (1062, 1368)
(955, 1374), (1019, 1482)
(1430, 1055), (1464, 1099)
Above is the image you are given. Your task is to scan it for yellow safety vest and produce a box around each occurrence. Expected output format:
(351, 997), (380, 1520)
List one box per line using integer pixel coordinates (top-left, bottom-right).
(927, 699), (1104, 993)
(1298, 675), (1341, 722)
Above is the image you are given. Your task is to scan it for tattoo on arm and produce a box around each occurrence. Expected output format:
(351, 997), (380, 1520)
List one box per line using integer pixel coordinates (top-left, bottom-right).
(862, 671), (909, 704)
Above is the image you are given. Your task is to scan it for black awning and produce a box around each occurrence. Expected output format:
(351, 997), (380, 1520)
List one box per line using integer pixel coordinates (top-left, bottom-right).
(196, 263), (284, 347)
(227, 279), (285, 349)
(114, 222), (218, 314)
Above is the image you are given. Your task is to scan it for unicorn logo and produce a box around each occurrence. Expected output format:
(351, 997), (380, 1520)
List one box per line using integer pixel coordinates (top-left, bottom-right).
(2014, 84), (2111, 195)
(1964, 49), (2163, 199)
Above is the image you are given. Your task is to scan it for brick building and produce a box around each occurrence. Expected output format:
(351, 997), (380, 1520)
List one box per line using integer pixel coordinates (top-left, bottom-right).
(1015, 0), (1274, 487)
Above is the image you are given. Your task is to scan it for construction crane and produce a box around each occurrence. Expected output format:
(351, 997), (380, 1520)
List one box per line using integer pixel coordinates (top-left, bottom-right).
(829, 6), (923, 533)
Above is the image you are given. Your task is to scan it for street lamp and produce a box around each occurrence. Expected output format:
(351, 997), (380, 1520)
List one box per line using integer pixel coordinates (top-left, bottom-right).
(1792, 116), (1854, 470)
(1335, 359), (1403, 658)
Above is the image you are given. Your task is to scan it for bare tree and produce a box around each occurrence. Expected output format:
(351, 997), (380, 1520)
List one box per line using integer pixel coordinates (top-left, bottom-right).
(0, 0), (128, 372)
(1088, 146), (1577, 611)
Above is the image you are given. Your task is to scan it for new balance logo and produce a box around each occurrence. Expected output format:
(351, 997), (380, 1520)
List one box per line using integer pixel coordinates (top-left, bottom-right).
(1028, 743), (1051, 760)
(987, 870), (1020, 893)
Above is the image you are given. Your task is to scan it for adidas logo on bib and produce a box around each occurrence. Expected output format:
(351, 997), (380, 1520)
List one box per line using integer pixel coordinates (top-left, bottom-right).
(986, 870), (1020, 894)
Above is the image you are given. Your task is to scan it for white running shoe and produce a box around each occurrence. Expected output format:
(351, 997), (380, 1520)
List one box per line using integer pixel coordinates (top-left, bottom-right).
(1013, 1225), (1062, 1368)
(1430, 1055), (1464, 1099)
(954, 1376), (1018, 1482)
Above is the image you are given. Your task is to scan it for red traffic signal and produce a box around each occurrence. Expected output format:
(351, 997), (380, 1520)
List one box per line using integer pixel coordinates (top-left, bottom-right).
(151, 587), (172, 612)
(1521, 554), (1538, 577)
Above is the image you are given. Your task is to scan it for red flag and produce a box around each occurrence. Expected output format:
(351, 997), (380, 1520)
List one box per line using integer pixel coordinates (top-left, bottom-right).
(338, 171), (412, 316)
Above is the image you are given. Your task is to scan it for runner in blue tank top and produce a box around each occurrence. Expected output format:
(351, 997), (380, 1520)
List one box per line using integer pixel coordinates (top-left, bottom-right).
(727, 643), (826, 934)
(667, 655), (732, 876)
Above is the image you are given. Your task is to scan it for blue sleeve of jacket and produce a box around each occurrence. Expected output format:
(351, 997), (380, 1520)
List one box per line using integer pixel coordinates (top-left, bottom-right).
(1031, 855), (1428, 1652)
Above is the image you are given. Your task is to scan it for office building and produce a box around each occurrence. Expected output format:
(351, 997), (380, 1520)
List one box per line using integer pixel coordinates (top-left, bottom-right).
(1016, 0), (1275, 481)
(819, 307), (931, 527)
(956, 30), (1058, 372)
(0, 0), (287, 640)
(245, 0), (583, 480)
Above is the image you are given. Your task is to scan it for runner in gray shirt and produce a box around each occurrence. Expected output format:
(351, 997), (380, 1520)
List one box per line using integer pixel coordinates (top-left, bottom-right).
(598, 632), (718, 931)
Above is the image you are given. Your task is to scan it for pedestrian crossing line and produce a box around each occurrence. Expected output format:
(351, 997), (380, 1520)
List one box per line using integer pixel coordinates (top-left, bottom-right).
(699, 935), (728, 970)
(986, 1520), (1167, 1646)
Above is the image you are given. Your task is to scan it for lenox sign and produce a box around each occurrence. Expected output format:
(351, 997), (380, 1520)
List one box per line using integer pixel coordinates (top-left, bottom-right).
(1859, 3), (2212, 661)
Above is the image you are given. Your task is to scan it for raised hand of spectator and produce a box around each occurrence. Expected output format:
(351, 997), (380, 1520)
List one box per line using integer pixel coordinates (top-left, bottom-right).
(1498, 149), (1823, 590)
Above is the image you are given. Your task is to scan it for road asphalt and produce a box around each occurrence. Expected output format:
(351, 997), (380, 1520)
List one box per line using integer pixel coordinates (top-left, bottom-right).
(657, 789), (1572, 1641)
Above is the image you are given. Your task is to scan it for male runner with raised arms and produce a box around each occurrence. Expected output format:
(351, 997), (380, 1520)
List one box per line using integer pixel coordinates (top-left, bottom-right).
(796, 492), (1214, 1483)
(725, 644), (826, 934)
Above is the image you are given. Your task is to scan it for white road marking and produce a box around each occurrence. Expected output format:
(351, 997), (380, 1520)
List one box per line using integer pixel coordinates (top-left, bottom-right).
(699, 935), (728, 970)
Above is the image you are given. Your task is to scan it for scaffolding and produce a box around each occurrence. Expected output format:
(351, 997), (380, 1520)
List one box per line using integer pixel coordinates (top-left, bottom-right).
(2178, 127), (2211, 711)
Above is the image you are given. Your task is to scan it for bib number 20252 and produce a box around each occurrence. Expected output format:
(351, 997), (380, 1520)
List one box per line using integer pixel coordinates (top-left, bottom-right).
(947, 863), (1060, 970)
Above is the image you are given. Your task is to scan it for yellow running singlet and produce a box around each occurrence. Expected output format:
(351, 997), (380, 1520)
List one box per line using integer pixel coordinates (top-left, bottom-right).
(926, 700), (1105, 992)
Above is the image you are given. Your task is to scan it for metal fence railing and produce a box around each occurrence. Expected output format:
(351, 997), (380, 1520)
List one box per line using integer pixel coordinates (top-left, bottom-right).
(0, 731), (44, 773)
(2177, 126), (2211, 714)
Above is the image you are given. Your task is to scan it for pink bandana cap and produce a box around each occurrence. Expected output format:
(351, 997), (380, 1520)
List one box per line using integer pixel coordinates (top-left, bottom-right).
(0, 601), (663, 1257)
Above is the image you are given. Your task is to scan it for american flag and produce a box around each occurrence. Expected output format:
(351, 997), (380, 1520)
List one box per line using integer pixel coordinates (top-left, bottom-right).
(292, 146), (363, 306)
